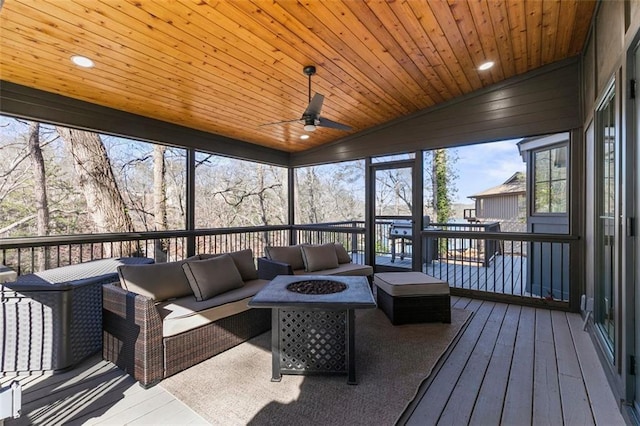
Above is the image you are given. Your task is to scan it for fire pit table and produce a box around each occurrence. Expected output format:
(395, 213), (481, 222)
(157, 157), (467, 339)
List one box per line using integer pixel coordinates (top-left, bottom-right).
(248, 275), (376, 384)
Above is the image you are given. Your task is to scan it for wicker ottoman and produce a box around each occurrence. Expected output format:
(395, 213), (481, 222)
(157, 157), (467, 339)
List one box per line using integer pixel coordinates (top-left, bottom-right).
(374, 272), (451, 325)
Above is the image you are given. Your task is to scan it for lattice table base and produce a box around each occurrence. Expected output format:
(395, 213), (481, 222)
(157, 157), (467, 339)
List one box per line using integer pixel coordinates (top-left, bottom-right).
(271, 308), (356, 384)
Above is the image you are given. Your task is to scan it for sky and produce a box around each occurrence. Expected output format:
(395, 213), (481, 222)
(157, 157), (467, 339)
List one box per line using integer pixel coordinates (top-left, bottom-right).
(451, 138), (526, 203)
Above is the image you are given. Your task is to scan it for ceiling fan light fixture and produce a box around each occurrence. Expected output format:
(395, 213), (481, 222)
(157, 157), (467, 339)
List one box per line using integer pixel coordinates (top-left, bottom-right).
(478, 61), (494, 71)
(303, 123), (316, 132)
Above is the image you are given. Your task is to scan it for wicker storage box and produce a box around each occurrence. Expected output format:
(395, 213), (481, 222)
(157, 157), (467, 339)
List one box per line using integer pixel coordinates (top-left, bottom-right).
(0, 257), (153, 372)
(374, 272), (451, 325)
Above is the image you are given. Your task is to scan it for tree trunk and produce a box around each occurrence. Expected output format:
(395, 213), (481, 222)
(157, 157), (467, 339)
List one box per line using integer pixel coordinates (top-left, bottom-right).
(56, 127), (135, 257)
(431, 151), (439, 220)
(153, 145), (168, 262)
(433, 149), (451, 224)
(257, 165), (272, 246)
(27, 122), (50, 270)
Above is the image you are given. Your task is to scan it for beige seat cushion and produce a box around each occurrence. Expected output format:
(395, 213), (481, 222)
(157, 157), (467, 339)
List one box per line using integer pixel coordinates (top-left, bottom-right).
(197, 249), (258, 281)
(264, 245), (305, 270)
(157, 279), (268, 337)
(334, 243), (352, 264)
(294, 262), (373, 277)
(300, 243), (339, 272)
(182, 254), (244, 301)
(374, 272), (449, 297)
(117, 260), (192, 302)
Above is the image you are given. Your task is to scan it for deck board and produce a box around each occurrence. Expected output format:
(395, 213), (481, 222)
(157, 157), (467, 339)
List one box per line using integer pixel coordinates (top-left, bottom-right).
(551, 310), (594, 425)
(500, 305), (535, 425)
(567, 311), (625, 425)
(533, 309), (563, 425)
(468, 304), (520, 425)
(405, 298), (490, 425)
(439, 302), (507, 424)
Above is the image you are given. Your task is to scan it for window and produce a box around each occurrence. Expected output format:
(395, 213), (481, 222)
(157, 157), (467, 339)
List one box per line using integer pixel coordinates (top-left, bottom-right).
(533, 145), (567, 213)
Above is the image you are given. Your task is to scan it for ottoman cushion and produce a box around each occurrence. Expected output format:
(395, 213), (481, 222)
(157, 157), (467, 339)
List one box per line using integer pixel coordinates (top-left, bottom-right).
(374, 272), (449, 297)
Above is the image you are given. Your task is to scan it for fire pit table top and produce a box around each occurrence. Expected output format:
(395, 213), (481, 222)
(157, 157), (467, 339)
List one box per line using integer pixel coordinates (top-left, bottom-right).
(248, 275), (376, 310)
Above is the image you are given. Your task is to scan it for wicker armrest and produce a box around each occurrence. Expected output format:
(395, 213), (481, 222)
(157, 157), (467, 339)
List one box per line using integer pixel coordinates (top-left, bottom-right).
(102, 283), (164, 387)
(257, 257), (294, 280)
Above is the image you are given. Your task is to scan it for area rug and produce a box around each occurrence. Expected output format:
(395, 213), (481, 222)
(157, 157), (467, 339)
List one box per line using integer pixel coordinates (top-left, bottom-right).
(161, 307), (471, 426)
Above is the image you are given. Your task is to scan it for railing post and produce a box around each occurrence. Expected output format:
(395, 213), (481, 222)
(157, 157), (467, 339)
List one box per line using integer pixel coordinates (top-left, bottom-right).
(288, 168), (296, 247)
(186, 148), (196, 258)
(351, 221), (358, 254)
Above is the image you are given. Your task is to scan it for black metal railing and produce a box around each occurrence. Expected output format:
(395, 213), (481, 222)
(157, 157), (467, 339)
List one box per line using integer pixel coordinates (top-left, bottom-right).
(0, 222), (578, 306)
(421, 229), (578, 304)
(0, 224), (367, 276)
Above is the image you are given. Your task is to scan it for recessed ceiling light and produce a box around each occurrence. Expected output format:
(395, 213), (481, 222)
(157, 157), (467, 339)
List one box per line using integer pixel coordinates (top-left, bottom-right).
(71, 55), (95, 68)
(300, 134), (310, 140)
(478, 61), (494, 71)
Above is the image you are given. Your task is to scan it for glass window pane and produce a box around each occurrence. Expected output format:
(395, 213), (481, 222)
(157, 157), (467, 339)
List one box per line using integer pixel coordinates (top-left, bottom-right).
(535, 151), (550, 182)
(535, 182), (550, 213)
(551, 147), (567, 179)
(550, 180), (567, 213)
(372, 153), (415, 163)
(195, 154), (288, 228)
(294, 161), (365, 224)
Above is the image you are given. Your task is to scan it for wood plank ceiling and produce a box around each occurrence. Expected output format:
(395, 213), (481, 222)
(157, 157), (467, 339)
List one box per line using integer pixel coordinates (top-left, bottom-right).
(0, 0), (596, 153)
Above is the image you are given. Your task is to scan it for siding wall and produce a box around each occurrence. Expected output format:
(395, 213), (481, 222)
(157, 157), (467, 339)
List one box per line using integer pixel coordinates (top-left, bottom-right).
(476, 195), (524, 221)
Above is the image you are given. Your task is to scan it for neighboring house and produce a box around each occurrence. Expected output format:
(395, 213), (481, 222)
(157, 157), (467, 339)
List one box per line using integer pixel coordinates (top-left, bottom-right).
(467, 172), (526, 232)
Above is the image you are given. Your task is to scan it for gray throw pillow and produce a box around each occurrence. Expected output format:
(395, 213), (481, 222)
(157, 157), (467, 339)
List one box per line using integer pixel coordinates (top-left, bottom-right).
(182, 255), (244, 301)
(265, 245), (305, 270)
(300, 243), (339, 272)
(118, 261), (192, 302)
(196, 249), (258, 281)
(334, 243), (352, 264)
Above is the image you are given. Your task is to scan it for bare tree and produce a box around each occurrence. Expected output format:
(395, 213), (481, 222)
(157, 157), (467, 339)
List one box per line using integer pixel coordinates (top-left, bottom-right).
(56, 127), (135, 256)
(27, 122), (50, 269)
(153, 144), (168, 261)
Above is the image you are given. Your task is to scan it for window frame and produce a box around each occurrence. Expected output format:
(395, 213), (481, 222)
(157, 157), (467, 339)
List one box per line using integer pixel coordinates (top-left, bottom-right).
(531, 142), (569, 216)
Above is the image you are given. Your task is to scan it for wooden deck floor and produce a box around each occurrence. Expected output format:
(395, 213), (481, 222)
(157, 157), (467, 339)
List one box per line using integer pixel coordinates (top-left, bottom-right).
(376, 254), (534, 298)
(425, 255), (527, 296)
(399, 297), (627, 425)
(1, 359), (208, 425)
(1, 297), (626, 425)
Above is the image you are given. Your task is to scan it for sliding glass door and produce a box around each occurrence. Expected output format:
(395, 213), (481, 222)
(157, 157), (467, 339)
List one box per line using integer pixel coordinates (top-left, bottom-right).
(595, 86), (617, 356)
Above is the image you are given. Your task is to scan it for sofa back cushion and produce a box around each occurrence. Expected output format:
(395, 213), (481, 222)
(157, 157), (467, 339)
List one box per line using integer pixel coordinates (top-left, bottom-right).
(300, 243), (340, 272)
(117, 261), (192, 302)
(334, 243), (352, 264)
(196, 249), (258, 281)
(182, 254), (245, 301)
(264, 245), (305, 270)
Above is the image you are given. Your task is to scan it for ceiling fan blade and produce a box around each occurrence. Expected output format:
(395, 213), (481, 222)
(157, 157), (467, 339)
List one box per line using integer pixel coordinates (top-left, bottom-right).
(259, 118), (301, 127)
(317, 116), (352, 131)
(303, 93), (324, 117)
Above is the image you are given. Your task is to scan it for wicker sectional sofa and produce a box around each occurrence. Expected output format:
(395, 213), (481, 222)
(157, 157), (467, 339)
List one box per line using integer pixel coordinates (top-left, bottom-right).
(257, 243), (373, 281)
(102, 249), (271, 388)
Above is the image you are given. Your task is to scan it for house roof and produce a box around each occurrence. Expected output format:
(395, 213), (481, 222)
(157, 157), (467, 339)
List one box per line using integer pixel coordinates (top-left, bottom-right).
(468, 171), (526, 199)
(0, 1), (596, 154)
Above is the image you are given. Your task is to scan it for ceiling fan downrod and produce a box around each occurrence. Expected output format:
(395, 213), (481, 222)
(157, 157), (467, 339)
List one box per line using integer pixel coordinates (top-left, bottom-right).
(303, 65), (316, 104)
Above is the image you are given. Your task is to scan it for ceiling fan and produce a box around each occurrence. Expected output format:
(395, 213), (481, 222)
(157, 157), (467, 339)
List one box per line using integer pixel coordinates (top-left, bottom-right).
(263, 65), (351, 132)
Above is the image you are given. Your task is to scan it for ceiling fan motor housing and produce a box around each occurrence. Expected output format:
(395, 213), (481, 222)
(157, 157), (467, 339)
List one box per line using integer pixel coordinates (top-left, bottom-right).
(303, 116), (317, 131)
(303, 65), (316, 76)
